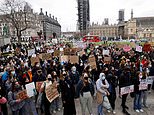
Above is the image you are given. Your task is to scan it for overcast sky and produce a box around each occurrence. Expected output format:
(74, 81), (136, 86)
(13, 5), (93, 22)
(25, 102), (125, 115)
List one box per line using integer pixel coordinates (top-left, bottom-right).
(26, 0), (154, 32)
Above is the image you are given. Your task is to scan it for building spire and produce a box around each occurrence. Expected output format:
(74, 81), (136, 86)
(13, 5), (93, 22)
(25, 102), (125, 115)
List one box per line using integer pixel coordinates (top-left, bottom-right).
(131, 9), (133, 19)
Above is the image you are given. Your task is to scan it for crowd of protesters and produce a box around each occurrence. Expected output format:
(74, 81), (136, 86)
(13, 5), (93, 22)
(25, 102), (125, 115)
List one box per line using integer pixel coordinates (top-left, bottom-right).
(0, 41), (154, 115)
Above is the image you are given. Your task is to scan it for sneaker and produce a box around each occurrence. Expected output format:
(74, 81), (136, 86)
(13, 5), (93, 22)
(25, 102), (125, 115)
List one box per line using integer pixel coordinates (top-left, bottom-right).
(53, 110), (56, 114)
(139, 109), (144, 112)
(107, 110), (111, 113)
(135, 109), (140, 113)
(113, 110), (116, 114)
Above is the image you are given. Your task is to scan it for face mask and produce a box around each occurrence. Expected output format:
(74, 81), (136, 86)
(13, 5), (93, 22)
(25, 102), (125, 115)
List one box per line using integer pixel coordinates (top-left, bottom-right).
(48, 78), (52, 81)
(36, 64), (40, 67)
(102, 76), (105, 80)
(11, 71), (15, 75)
(139, 75), (143, 79)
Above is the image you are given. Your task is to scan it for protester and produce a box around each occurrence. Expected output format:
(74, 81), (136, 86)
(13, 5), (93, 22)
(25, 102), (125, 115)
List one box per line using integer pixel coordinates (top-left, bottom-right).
(76, 72), (95, 115)
(96, 73), (111, 115)
(59, 71), (76, 115)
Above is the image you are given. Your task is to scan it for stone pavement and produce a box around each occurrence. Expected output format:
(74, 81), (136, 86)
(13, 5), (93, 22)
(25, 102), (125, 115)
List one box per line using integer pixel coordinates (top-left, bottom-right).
(55, 90), (154, 115)
(7, 90), (154, 115)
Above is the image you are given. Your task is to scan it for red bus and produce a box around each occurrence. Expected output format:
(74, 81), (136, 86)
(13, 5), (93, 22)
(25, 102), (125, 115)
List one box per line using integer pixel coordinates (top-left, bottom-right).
(82, 35), (101, 42)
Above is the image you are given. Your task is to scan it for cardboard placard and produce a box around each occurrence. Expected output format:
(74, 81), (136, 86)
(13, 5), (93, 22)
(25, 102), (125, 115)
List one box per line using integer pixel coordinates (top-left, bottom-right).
(64, 48), (70, 55)
(60, 55), (69, 62)
(42, 53), (52, 61)
(147, 77), (153, 84)
(25, 82), (36, 97)
(103, 50), (110, 56)
(139, 80), (148, 90)
(36, 82), (44, 92)
(104, 56), (111, 63)
(123, 46), (131, 52)
(69, 56), (79, 64)
(136, 46), (142, 52)
(90, 62), (97, 69)
(120, 85), (134, 95)
(130, 42), (136, 48)
(88, 56), (96, 62)
(54, 50), (60, 57)
(28, 49), (35, 57)
(70, 48), (77, 55)
(31, 57), (40, 66)
(45, 83), (59, 103)
(16, 90), (28, 100)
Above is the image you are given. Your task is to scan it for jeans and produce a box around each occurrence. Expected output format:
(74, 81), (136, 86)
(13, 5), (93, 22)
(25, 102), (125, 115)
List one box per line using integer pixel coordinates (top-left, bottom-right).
(50, 97), (60, 111)
(134, 91), (143, 110)
(97, 103), (104, 115)
(80, 92), (93, 115)
(142, 90), (148, 106)
(121, 94), (128, 110)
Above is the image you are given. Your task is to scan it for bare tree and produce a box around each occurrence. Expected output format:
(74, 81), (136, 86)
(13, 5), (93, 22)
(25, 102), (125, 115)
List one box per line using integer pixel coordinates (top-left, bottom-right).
(0, 0), (32, 43)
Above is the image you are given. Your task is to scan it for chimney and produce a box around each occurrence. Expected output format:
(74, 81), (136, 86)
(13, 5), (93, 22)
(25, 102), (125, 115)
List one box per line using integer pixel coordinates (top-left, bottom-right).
(52, 16), (54, 19)
(55, 17), (57, 20)
(49, 14), (51, 18)
(46, 11), (48, 16)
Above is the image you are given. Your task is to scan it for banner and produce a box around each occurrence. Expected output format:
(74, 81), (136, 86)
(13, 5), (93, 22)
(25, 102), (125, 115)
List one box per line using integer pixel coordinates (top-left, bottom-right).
(45, 83), (59, 103)
(60, 55), (69, 62)
(25, 82), (36, 97)
(16, 90), (28, 100)
(120, 85), (134, 95)
(36, 82), (43, 92)
(139, 80), (148, 90)
(136, 46), (142, 52)
(69, 56), (79, 64)
(103, 50), (110, 56)
(31, 57), (40, 66)
(28, 49), (35, 57)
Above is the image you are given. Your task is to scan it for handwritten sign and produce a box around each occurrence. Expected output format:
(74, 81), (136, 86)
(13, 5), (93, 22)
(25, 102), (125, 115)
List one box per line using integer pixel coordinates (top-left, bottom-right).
(42, 53), (52, 61)
(45, 83), (59, 103)
(64, 48), (70, 55)
(123, 46), (131, 52)
(120, 85), (134, 95)
(88, 56), (96, 69)
(60, 55), (69, 62)
(136, 46), (142, 52)
(103, 50), (110, 56)
(36, 82), (43, 92)
(28, 49), (35, 57)
(104, 56), (111, 63)
(16, 90), (28, 100)
(54, 50), (60, 57)
(69, 56), (79, 64)
(139, 80), (148, 90)
(25, 82), (36, 97)
(31, 57), (40, 66)
(147, 77), (153, 84)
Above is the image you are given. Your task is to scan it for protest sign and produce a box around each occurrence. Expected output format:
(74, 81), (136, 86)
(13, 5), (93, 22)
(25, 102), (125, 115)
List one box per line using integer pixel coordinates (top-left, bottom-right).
(16, 90), (28, 100)
(103, 50), (110, 56)
(36, 82), (43, 92)
(139, 80), (148, 90)
(123, 46), (131, 52)
(31, 57), (40, 66)
(147, 77), (153, 84)
(88, 56), (96, 69)
(15, 48), (21, 55)
(45, 83), (59, 103)
(28, 49), (35, 57)
(60, 48), (64, 52)
(120, 85), (134, 95)
(69, 56), (79, 64)
(54, 50), (60, 56)
(104, 56), (111, 63)
(70, 48), (77, 55)
(130, 42), (136, 48)
(88, 55), (96, 62)
(42, 53), (52, 61)
(25, 82), (36, 97)
(64, 48), (70, 55)
(47, 49), (54, 53)
(136, 46), (142, 52)
(60, 55), (69, 62)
